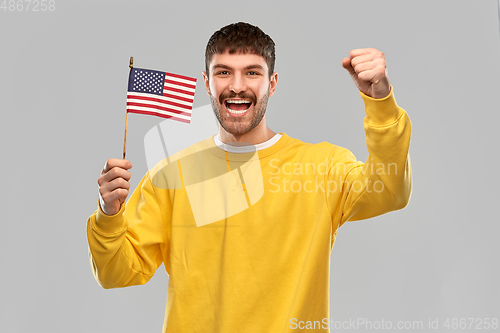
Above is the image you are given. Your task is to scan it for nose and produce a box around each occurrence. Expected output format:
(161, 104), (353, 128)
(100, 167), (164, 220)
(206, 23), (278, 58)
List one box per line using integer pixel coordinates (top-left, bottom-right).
(228, 73), (247, 94)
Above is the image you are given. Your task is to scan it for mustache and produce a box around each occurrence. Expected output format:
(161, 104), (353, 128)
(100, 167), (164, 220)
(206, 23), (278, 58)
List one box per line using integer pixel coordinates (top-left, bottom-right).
(218, 92), (256, 105)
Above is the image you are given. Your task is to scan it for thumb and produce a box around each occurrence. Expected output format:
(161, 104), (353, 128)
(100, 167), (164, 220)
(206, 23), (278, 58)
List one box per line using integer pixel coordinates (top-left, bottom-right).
(341, 57), (356, 76)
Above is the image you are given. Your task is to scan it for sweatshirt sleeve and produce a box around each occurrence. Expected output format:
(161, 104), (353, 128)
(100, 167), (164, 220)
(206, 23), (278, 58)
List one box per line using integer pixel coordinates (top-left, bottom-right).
(86, 170), (169, 289)
(329, 86), (412, 228)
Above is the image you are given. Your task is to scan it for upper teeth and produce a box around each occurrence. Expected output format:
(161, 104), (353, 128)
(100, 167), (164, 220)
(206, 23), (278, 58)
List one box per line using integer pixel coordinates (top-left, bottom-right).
(226, 100), (251, 104)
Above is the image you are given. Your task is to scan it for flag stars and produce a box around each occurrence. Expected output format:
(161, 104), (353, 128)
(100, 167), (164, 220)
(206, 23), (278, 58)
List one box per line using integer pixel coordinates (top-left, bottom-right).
(130, 69), (165, 94)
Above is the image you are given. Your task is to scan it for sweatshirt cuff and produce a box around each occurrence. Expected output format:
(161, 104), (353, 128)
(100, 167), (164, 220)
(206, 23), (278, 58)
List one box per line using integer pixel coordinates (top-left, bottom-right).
(360, 85), (402, 126)
(93, 199), (127, 235)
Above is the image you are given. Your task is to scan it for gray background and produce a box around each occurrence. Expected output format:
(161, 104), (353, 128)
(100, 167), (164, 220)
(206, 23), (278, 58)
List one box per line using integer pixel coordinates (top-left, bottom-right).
(1, 0), (499, 332)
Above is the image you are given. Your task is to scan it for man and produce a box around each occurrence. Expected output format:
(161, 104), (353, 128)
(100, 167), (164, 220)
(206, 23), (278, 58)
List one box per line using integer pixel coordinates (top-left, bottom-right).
(88, 22), (411, 332)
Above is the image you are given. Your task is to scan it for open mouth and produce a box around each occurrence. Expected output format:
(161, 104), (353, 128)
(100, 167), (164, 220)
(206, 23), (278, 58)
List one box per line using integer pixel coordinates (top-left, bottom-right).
(224, 99), (252, 116)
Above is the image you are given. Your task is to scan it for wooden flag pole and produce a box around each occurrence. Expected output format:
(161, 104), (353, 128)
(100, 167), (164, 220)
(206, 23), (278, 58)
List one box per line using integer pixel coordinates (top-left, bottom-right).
(123, 57), (134, 159)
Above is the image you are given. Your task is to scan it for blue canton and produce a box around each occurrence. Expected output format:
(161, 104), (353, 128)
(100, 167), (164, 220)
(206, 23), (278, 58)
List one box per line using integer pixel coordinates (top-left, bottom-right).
(127, 68), (165, 96)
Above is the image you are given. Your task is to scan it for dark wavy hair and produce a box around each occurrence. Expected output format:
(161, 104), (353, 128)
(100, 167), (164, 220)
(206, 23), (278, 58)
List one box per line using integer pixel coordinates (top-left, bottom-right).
(205, 22), (276, 79)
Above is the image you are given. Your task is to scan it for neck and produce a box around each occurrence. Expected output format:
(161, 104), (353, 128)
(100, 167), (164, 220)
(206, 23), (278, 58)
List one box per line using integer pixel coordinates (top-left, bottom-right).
(219, 117), (276, 145)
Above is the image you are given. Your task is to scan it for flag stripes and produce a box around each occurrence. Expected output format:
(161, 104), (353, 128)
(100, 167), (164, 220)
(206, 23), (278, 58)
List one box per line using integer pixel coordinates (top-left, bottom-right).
(163, 86), (194, 98)
(126, 101), (191, 117)
(128, 93), (193, 108)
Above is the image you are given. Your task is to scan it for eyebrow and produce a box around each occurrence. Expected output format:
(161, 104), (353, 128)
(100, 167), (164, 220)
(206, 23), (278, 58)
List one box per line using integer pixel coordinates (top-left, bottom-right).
(212, 64), (265, 71)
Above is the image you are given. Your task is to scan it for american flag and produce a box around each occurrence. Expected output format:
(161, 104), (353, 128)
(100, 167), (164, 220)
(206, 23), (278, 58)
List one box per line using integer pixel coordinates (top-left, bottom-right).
(127, 67), (197, 124)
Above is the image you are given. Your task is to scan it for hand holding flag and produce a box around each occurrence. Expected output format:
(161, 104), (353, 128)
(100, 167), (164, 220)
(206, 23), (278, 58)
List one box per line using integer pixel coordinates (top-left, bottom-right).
(98, 158), (133, 216)
(98, 59), (198, 215)
(342, 48), (391, 99)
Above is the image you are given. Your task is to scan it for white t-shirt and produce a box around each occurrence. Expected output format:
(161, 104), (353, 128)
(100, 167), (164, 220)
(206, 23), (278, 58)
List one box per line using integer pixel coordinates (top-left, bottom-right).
(213, 133), (282, 153)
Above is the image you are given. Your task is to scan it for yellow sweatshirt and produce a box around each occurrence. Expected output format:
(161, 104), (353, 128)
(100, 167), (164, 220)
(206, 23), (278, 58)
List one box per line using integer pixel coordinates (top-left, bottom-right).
(87, 86), (411, 332)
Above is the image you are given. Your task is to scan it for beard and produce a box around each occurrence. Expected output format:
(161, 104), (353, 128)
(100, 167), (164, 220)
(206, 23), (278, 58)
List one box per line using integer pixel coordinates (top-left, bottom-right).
(210, 87), (270, 137)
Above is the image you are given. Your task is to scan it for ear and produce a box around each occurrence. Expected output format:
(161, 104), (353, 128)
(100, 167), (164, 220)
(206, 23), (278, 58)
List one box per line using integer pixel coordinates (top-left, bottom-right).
(202, 71), (211, 96)
(268, 72), (278, 97)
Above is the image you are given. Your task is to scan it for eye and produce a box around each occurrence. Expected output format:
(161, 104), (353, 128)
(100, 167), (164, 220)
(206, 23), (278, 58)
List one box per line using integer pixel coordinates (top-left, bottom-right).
(247, 71), (258, 76)
(216, 71), (229, 75)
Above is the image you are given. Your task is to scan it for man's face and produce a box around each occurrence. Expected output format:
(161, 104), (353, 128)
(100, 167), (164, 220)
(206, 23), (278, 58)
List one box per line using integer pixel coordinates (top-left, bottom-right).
(203, 51), (277, 137)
